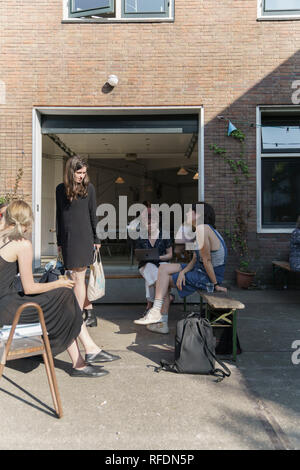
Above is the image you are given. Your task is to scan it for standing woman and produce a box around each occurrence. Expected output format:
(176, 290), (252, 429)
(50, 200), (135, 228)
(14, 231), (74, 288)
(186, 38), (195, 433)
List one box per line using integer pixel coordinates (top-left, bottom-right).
(56, 156), (101, 328)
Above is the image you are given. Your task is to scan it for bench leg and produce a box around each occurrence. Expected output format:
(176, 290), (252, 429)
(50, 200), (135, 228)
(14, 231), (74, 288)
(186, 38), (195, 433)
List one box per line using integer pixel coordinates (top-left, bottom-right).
(232, 310), (237, 362)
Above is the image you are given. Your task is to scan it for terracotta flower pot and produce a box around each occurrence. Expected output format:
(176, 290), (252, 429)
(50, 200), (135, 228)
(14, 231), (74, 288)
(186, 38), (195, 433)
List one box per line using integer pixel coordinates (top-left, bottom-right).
(236, 269), (255, 289)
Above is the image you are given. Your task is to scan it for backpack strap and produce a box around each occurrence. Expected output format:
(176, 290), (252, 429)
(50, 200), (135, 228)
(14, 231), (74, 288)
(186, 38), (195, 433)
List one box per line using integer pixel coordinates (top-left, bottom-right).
(196, 320), (231, 382)
(154, 359), (178, 373)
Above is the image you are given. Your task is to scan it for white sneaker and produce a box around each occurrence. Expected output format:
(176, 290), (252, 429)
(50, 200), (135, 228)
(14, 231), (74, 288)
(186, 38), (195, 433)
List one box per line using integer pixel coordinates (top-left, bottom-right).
(134, 308), (162, 325)
(147, 321), (169, 334)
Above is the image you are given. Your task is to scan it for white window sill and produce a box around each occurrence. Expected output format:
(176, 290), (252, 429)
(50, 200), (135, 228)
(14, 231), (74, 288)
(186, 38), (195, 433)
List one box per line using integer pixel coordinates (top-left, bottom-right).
(62, 18), (174, 23)
(258, 228), (294, 234)
(257, 15), (300, 21)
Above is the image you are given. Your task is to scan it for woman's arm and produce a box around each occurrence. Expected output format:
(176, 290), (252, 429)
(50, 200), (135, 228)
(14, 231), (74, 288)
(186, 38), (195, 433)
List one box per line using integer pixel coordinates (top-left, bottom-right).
(159, 246), (173, 261)
(17, 240), (74, 295)
(200, 227), (227, 292)
(181, 252), (197, 274)
(88, 183), (101, 246)
(175, 252), (197, 291)
(55, 185), (62, 250)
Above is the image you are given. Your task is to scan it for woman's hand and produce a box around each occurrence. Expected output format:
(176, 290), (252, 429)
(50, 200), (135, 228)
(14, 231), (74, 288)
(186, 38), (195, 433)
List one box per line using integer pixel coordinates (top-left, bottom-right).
(215, 284), (227, 293)
(94, 244), (101, 251)
(57, 278), (75, 289)
(176, 271), (186, 291)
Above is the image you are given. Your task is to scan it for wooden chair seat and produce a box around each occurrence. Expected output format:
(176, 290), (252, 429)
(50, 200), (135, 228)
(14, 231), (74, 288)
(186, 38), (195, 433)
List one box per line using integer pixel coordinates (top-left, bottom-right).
(0, 303), (63, 419)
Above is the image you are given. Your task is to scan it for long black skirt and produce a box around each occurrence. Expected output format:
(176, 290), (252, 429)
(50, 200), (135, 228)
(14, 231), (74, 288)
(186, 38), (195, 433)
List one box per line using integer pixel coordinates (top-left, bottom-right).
(0, 287), (83, 357)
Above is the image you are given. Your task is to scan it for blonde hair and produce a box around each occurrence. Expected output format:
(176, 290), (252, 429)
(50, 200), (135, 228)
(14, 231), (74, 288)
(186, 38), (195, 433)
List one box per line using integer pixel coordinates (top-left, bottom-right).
(2, 200), (33, 241)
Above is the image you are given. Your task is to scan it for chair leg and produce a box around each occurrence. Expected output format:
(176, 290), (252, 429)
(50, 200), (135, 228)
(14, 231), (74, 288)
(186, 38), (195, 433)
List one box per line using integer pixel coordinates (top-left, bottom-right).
(0, 363), (5, 379)
(232, 310), (237, 362)
(42, 351), (63, 419)
(183, 297), (186, 312)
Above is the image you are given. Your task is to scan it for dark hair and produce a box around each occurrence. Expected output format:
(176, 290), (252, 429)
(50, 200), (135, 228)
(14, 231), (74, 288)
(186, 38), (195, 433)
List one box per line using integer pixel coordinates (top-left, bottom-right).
(192, 202), (216, 228)
(64, 155), (90, 201)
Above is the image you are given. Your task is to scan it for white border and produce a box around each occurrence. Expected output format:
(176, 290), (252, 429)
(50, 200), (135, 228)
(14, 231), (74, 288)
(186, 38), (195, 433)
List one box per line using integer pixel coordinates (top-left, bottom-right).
(32, 109), (42, 268)
(256, 105), (300, 234)
(32, 105), (204, 266)
(63, 0), (175, 22)
(257, 0), (300, 20)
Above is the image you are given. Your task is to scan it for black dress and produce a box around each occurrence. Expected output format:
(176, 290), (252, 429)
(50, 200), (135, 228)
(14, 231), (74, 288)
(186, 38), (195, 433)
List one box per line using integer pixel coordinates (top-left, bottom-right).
(0, 249), (83, 357)
(56, 182), (101, 269)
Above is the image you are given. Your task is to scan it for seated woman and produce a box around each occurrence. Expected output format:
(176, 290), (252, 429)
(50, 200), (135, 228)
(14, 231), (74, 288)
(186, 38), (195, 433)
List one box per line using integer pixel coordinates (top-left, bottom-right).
(0, 200), (119, 378)
(135, 206), (173, 314)
(134, 202), (227, 334)
(290, 215), (300, 272)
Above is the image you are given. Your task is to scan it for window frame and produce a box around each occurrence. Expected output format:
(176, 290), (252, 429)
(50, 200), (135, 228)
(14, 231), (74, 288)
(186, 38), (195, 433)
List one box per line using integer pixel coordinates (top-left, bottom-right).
(257, 106), (300, 233)
(122, 0), (169, 19)
(64, 0), (174, 22)
(69, 0), (114, 18)
(258, 0), (300, 20)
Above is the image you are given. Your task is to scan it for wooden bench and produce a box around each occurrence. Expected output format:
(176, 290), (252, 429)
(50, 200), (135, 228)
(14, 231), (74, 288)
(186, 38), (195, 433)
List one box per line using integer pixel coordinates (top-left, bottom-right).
(197, 291), (245, 361)
(272, 260), (291, 289)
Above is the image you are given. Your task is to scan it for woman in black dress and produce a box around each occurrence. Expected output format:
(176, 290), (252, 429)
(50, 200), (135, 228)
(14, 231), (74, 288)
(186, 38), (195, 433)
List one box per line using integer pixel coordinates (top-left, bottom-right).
(56, 156), (101, 328)
(0, 200), (118, 377)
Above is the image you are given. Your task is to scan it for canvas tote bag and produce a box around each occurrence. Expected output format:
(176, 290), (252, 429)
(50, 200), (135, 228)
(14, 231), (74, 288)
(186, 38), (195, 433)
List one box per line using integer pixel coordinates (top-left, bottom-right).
(87, 250), (105, 301)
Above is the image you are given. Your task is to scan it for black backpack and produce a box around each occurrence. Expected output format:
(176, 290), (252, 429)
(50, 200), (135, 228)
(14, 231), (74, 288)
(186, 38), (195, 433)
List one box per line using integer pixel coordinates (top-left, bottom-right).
(156, 313), (231, 381)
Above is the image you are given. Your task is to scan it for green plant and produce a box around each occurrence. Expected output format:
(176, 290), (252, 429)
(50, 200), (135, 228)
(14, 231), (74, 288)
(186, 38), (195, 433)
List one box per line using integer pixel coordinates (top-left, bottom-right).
(0, 168), (24, 204)
(210, 129), (253, 272)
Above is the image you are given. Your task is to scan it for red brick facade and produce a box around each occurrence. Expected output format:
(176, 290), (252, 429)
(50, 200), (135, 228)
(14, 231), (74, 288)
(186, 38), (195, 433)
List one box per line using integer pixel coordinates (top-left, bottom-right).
(1, 1), (299, 283)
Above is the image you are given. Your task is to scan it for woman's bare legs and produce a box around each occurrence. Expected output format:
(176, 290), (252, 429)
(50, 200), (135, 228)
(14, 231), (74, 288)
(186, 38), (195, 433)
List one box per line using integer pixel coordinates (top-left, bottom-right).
(134, 263), (181, 325)
(78, 323), (101, 354)
(72, 267), (97, 326)
(71, 267), (87, 311)
(154, 263), (181, 301)
(67, 339), (86, 369)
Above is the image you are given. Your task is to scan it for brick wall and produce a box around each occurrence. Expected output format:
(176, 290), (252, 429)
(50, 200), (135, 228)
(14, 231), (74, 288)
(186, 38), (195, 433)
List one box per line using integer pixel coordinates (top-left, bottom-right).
(0, 0), (299, 283)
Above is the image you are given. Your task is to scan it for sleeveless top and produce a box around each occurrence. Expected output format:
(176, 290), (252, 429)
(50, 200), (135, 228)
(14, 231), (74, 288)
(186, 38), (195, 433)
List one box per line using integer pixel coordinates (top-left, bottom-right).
(196, 225), (227, 267)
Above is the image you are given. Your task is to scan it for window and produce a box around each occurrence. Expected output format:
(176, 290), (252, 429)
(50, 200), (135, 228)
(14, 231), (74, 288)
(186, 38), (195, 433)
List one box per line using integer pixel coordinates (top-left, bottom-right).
(259, 112), (300, 230)
(66, 0), (172, 21)
(123, 0), (168, 18)
(69, 1), (114, 18)
(260, 0), (300, 18)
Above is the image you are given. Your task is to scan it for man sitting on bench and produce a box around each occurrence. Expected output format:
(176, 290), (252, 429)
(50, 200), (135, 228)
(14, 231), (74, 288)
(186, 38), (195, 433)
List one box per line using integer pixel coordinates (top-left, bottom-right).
(133, 202), (227, 334)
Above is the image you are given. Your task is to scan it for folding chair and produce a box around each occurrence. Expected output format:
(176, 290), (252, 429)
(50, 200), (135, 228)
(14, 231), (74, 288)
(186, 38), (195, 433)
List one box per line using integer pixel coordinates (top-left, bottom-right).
(0, 302), (63, 418)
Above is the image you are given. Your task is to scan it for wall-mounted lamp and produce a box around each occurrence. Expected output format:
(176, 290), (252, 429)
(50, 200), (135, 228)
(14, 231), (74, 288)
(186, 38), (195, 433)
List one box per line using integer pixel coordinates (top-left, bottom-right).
(102, 74), (119, 94)
(107, 74), (119, 87)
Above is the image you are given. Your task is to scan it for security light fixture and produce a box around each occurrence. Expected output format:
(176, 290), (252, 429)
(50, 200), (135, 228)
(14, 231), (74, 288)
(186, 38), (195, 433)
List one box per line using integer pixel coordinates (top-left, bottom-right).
(107, 75), (119, 87)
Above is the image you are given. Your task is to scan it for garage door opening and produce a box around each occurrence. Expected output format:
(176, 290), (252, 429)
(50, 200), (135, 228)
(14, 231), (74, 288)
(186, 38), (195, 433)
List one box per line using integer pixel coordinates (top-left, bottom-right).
(33, 107), (204, 269)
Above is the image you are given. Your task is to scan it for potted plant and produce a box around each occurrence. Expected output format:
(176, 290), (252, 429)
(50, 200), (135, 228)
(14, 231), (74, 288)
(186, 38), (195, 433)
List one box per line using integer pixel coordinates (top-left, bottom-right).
(210, 127), (256, 289)
(228, 202), (256, 289)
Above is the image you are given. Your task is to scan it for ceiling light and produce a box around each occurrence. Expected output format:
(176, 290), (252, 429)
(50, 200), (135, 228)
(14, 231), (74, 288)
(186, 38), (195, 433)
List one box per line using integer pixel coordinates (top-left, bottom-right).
(177, 167), (188, 176)
(115, 176), (125, 184)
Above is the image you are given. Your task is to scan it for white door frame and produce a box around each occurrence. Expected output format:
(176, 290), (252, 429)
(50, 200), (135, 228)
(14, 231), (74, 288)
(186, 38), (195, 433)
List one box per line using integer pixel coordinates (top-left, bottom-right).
(32, 105), (204, 268)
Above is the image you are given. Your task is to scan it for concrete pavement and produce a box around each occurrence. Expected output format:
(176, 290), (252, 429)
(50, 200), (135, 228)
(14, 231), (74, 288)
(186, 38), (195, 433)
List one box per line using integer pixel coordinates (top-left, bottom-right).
(0, 288), (299, 450)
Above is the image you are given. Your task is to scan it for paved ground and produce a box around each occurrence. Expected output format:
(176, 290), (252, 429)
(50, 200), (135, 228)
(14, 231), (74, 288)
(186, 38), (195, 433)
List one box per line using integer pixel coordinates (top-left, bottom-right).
(0, 288), (299, 450)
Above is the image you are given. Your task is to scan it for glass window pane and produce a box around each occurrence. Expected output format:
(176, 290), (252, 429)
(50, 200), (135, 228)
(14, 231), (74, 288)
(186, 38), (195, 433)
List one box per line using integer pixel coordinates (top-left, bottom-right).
(265, 0), (300, 11)
(262, 159), (300, 227)
(125, 0), (166, 14)
(72, 0), (111, 12)
(262, 126), (300, 152)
